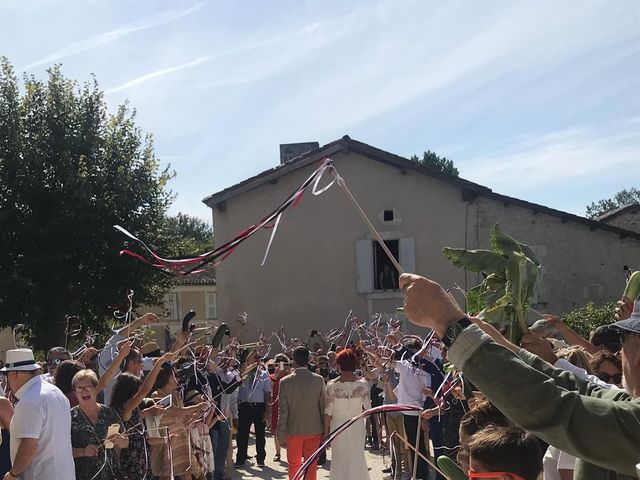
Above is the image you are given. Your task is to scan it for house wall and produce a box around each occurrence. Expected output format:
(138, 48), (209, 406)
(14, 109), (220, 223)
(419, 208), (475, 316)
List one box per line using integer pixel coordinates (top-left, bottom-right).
(211, 151), (640, 347)
(476, 198), (636, 315)
(137, 285), (218, 350)
(213, 151), (473, 342)
(600, 208), (640, 234)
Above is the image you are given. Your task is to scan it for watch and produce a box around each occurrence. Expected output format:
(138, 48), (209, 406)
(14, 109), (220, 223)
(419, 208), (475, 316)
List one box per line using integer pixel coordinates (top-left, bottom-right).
(442, 316), (472, 347)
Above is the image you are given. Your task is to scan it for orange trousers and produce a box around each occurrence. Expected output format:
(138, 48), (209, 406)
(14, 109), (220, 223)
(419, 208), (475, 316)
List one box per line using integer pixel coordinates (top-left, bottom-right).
(286, 434), (321, 480)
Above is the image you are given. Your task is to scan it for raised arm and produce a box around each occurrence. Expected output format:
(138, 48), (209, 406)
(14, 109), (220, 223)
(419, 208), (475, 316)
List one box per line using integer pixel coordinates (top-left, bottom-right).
(117, 313), (159, 338)
(545, 315), (598, 354)
(97, 341), (132, 394)
(121, 351), (177, 421)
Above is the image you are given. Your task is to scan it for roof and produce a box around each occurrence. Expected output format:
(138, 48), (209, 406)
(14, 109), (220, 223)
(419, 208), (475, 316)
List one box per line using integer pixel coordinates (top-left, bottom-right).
(597, 203), (640, 222)
(176, 270), (216, 285)
(203, 135), (640, 241)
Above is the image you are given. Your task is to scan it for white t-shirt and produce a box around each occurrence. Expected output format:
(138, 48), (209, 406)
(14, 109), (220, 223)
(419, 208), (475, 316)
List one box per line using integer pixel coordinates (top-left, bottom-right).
(394, 359), (431, 415)
(10, 375), (76, 480)
(543, 445), (576, 480)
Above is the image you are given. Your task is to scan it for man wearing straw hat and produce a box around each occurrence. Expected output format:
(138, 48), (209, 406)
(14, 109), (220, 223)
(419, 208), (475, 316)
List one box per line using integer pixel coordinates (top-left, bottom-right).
(1, 348), (75, 480)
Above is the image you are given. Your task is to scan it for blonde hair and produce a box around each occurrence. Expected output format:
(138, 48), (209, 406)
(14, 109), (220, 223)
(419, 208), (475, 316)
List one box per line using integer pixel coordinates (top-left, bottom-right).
(71, 369), (99, 388)
(556, 346), (593, 374)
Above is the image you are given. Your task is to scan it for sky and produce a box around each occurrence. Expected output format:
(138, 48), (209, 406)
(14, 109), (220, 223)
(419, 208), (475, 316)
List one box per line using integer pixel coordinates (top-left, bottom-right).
(2, 0), (639, 222)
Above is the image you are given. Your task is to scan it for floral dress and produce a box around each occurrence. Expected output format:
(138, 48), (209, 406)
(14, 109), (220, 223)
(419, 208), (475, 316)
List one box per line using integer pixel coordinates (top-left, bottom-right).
(70, 404), (125, 480)
(114, 406), (152, 480)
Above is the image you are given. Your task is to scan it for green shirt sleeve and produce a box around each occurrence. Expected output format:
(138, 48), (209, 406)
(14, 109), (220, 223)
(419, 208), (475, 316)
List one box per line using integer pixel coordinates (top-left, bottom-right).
(448, 325), (640, 477)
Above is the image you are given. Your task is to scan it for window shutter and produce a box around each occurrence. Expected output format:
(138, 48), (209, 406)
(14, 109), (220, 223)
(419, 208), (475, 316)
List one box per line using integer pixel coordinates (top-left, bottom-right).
(206, 292), (218, 319)
(164, 293), (179, 321)
(355, 240), (374, 294)
(399, 237), (416, 273)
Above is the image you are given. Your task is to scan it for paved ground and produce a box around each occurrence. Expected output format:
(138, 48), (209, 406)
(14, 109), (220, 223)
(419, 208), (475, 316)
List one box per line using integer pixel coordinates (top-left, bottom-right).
(230, 432), (392, 480)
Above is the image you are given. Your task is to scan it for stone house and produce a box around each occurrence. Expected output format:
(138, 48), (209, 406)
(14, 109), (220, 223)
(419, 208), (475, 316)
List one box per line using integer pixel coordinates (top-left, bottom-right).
(202, 136), (640, 341)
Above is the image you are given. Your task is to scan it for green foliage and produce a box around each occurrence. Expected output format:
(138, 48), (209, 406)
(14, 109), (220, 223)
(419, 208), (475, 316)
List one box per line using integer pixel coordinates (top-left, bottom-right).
(561, 302), (616, 339)
(162, 213), (213, 258)
(409, 150), (459, 177)
(0, 57), (177, 349)
(586, 187), (640, 219)
(443, 224), (540, 343)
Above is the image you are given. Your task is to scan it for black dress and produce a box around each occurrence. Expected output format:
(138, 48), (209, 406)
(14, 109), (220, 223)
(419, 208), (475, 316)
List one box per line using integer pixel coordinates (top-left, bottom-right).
(0, 429), (10, 476)
(114, 406), (152, 480)
(71, 404), (125, 480)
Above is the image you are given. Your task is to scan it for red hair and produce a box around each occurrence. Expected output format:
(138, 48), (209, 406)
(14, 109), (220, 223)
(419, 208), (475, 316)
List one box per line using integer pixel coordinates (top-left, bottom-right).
(336, 348), (358, 372)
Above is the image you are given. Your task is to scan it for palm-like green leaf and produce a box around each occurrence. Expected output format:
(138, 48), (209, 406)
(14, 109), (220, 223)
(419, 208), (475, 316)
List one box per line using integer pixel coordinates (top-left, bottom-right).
(442, 248), (507, 273)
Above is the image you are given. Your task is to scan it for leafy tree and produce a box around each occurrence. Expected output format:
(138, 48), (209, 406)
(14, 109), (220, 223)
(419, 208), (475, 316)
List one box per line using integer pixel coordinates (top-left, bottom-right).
(410, 150), (459, 177)
(560, 302), (616, 339)
(163, 213), (213, 257)
(0, 57), (176, 349)
(586, 187), (640, 219)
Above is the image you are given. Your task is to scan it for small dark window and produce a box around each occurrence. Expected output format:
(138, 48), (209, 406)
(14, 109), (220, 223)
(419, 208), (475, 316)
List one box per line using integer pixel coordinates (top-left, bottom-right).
(383, 210), (394, 222)
(374, 240), (399, 290)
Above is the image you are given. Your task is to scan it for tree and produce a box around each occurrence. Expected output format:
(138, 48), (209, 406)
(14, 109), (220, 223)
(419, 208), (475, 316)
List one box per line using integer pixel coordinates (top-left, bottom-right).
(410, 150), (459, 177)
(586, 187), (640, 219)
(561, 302), (616, 339)
(163, 213), (213, 257)
(0, 57), (176, 350)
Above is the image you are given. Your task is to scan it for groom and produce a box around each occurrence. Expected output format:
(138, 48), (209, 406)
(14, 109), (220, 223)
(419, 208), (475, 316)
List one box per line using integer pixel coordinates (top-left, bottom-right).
(278, 346), (326, 480)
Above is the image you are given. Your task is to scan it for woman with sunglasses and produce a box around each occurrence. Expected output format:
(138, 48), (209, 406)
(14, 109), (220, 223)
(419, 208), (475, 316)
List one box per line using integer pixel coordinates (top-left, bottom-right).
(70, 369), (129, 480)
(590, 351), (623, 388)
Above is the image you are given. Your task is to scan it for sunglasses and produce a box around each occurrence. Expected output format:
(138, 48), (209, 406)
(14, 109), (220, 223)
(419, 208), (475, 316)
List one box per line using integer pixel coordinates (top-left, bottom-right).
(596, 371), (622, 385)
(47, 358), (64, 366)
(468, 471), (525, 480)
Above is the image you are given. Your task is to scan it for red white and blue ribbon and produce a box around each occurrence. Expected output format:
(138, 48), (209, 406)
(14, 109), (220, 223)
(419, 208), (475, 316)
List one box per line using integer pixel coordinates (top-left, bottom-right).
(292, 404), (422, 480)
(115, 158), (337, 275)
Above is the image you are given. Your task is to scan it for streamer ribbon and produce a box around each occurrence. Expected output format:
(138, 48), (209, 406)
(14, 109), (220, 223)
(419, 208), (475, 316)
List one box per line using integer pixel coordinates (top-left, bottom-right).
(115, 158), (337, 275)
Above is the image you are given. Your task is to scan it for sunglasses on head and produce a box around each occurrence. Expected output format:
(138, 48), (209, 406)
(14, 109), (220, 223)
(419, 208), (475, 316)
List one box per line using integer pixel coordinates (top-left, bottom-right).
(596, 371), (622, 385)
(468, 471), (525, 480)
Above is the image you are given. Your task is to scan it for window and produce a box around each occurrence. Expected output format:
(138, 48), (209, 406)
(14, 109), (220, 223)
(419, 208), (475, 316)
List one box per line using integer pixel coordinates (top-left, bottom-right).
(374, 240), (399, 290)
(164, 292), (179, 320)
(355, 237), (415, 294)
(206, 292), (218, 320)
(383, 210), (394, 222)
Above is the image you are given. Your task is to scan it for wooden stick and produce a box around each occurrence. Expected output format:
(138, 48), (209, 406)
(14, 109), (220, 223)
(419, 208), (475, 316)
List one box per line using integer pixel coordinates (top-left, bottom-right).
(389, 431), (446, 478)
(412, 416), (421, 480)
(336, 175), (404, 274)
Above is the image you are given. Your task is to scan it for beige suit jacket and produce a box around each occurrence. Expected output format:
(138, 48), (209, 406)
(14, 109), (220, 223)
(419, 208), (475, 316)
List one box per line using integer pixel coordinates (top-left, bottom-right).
(277, 367), (326, 439)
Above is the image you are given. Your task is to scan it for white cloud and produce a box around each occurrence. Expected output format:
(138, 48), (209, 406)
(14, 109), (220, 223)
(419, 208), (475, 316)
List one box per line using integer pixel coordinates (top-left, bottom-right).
(20, 2), (204, 71)
(107, 9), (358, 95)
(106, 56), (211, 94)
(461, 123), (640, 188)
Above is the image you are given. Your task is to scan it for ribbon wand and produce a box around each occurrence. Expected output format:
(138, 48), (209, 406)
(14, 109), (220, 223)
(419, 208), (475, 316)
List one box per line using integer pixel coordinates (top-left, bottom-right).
(332, 171), (404, 274)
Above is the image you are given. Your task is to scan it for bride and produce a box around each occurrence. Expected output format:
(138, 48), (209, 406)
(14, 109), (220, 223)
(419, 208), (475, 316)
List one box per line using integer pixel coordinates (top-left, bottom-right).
(323, 348), (371, 480)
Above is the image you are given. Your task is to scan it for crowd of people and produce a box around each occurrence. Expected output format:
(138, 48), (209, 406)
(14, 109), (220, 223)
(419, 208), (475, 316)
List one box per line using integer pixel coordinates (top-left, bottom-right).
(0, 276), (636, 480)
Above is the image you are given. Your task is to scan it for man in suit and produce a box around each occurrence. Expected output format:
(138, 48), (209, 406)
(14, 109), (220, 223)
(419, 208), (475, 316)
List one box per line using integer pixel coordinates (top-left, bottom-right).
(278, 346), (326, 480)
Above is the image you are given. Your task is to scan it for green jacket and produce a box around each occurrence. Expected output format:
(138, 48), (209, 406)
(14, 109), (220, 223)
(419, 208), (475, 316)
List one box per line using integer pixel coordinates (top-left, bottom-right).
(448, 325), (640, 480)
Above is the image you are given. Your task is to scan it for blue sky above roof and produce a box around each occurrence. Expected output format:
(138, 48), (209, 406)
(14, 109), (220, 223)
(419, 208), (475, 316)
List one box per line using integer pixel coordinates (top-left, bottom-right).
(2, 0), (639, 220)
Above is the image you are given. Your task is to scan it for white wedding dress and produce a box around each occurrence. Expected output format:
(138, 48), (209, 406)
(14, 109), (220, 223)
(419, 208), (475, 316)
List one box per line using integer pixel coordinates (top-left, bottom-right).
(325, 378), (371, 480)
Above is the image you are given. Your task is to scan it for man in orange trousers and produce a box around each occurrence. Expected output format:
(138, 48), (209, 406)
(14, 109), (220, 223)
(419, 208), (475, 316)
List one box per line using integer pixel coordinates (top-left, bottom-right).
(277, 346), (326, 480)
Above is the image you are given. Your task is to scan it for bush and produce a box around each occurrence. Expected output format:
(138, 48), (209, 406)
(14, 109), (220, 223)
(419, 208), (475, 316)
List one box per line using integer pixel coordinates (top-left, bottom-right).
(561, 302), (616, 339)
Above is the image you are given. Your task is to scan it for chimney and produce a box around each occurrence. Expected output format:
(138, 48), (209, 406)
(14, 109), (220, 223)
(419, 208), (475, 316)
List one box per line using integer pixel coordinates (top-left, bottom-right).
(279, 142), (320, 165)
